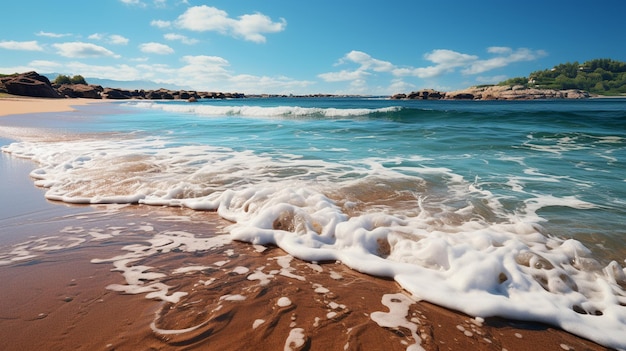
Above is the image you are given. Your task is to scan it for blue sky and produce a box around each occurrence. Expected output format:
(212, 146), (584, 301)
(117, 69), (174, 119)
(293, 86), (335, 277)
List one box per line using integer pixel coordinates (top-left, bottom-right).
(1, 0), (625, 95)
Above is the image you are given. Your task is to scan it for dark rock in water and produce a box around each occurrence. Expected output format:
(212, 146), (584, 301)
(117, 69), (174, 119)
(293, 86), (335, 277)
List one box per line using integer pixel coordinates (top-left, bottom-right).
(392, 89), (446, 100)
(188, 96), (198, 102)
(0, 71), (62, 98)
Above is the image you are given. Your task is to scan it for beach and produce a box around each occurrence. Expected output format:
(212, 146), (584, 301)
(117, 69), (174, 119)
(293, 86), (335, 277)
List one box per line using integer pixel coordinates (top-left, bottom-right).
(0, 96), (101, 117)
(0, 97), (619, 350)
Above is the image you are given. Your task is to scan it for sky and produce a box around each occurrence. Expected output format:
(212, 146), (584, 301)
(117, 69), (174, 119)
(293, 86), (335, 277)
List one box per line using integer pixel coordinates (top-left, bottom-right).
(1, 0), (625, 95)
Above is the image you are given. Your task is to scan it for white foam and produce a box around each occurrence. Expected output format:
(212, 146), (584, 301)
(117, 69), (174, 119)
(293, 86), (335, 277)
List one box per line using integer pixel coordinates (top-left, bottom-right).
(252, 319), (265, 329)
(172, 266), (211, 274)
(284, 328), (306, 351)
(128, 101), (401, 119)
(370, 293), (424, 351)
(277, 297), (292, 307)
(3, 134), (626, 349)
(220, 294), (246, 301)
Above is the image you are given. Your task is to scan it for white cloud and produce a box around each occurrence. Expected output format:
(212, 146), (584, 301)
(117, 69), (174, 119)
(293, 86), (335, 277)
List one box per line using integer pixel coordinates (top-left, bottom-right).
(342, 51), (395, 72)
(487, 46), (513, 55)
(321, 47), (546, 91)
(161, 55), (313, 93)
(231, 13), (287, 43)
(88, 33), (103, 40)
(318, 69), (369, 82)
(119, 0), (145, 6)
(109, 35), (130, 45)
(397, 49), (478, 78)
(175, 5), (286, 43)
(60, 61), (145, 80)
(151, 19), (172, 29)
(475, 75), (508, 84)
(53, 42), (119, 58)
(0, 40), (44, 51)
(89, 33), (129, 45)
(164, 33), (198, 45)
(139, 42), (174, 55)
(36, 31), (71, 38)
(462, 47), (547, 75)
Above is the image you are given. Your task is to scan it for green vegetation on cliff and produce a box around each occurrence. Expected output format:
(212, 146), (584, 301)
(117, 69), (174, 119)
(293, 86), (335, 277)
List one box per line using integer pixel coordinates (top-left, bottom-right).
(499, 59), (626, 96)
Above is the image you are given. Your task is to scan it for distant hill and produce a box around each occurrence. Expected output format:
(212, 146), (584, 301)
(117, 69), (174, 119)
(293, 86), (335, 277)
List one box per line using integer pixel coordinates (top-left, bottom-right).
(43, 73), (192, 91)
(498, 59), (626, 96)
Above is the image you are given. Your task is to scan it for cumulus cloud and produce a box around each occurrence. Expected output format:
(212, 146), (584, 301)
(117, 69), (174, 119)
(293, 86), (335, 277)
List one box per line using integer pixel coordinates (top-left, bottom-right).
(151, 19), (172, 28)
(163, 55), (313, 93)
(164, 33), (198, 45)
(320, 47), (546, 89)
(318, 69), (370, 82)
(119, 0), (145, 6)
(175, 5), (286, 43)
(462, 47), (547, 75)
(0, 40), (44, 51)
(109, 34), (130, 45)
(318, 51), (389, 82)
(53, 42), (119, 58)
(36, 31), (71, 38)
(341, 51), (395, 72)
(395, 49), (478, 78)
(89, 33), (129, 45)
(61, 61), (145, 81)
(139, 42), (174, 55)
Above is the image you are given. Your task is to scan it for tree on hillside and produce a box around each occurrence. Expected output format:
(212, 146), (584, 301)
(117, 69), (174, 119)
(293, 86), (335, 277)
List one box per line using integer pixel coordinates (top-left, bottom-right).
(53, 74), (88, 85)
(497, 58), (626, 95)
(70, 75), (87, 85)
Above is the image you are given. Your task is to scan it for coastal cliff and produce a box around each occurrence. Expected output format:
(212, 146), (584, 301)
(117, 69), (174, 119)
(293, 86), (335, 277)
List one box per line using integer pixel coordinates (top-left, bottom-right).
(392, 85), (590, 100)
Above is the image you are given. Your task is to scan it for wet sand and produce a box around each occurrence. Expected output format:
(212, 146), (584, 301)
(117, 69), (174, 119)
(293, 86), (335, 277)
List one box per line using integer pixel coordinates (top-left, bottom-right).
(0, 104), (613, 351)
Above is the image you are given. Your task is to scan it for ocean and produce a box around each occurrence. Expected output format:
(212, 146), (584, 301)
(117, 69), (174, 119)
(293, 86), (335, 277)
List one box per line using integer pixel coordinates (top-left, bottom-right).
(1, 97), (625, 348)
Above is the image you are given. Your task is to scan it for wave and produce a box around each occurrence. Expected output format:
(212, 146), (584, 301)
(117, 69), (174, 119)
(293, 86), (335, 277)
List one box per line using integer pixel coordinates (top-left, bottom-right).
(3, 137), (626, 349)
(127, 101), (403, 118)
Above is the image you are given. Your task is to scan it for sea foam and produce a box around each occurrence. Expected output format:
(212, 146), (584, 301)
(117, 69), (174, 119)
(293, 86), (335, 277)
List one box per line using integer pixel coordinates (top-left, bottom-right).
(3, 137), (625, 348)
(2, 112), (625, 349)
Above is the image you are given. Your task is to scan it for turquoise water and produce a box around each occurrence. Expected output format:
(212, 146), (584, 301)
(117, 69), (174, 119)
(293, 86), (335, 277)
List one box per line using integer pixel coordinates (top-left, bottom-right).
(1, 97), (626, 347)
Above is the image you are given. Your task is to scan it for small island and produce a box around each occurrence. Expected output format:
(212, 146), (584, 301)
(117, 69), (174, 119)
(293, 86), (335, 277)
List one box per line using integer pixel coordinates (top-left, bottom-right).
(392, 58), (626, 100)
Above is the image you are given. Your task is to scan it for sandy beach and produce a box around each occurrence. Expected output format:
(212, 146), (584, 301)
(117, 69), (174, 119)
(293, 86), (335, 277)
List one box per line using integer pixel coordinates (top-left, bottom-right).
(0, 95), (103, 117)
(0, 98), (613, 351)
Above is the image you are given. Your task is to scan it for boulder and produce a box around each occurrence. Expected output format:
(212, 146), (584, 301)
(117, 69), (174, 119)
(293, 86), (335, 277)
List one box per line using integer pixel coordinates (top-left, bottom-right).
(0, 71), (62, 98)
(391, 89), (445, 100)
(101, 87), (131, 99)
(57, 84), (102, 99)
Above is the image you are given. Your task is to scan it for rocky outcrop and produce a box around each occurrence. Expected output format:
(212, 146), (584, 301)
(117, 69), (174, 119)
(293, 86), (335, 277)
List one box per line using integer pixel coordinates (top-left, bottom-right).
(1, 71), (246, 101)
(56, 84), (103, 99)
(391, 89), (446, 100)
(393, 86), (590, 100)
(445, 85), (589, 100)
(0, 71), (62, 98)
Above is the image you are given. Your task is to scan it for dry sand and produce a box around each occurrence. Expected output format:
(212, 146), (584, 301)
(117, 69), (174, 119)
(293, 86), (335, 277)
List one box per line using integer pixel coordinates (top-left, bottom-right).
(0, 98), (612, 351)
(0, 95), (103, 117)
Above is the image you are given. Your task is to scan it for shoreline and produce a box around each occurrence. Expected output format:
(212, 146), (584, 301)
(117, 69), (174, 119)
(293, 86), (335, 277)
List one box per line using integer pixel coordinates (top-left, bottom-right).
(0, 101), (614, 350)
(0, 95), (108, 117)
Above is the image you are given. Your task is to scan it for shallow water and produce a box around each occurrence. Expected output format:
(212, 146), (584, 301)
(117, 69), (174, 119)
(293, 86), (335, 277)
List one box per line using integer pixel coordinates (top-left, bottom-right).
(1, 97), (625, 348)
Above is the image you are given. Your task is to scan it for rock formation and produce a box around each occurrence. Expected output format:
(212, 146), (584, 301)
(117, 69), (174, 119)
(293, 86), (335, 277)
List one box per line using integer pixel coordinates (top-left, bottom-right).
(1, 71), (246, 101)
(56, 84), (103, 99)
(392, 86), (590, 100)
(0, 71), (62, 98)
